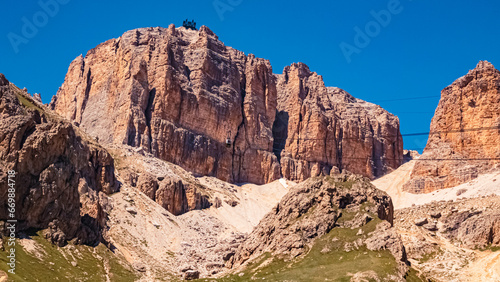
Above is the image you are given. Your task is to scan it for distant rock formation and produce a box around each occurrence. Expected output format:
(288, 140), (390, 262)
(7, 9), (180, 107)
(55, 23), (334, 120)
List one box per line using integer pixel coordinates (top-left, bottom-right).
(0, 74), (119, 246)
(51, 25), (403, 184)
(405, 61), (500, 193)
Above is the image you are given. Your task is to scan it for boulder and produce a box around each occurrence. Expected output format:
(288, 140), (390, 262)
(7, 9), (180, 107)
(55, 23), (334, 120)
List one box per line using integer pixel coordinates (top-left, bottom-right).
(414, 218), (428, 226)
(184, 270), (200, 280)
(125, 207), (137, 215)
(423, 223), (438, 231)
(430, 211), (441, 219)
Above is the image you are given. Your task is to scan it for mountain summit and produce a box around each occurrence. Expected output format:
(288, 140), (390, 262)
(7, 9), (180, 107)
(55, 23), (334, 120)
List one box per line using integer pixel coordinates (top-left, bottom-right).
(51, 24), (403, 184)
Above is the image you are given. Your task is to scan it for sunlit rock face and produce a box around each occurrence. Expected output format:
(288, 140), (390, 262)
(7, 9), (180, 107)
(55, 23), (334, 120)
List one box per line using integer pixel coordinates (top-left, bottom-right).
(405, 61), (500, 193)
(52, 25), (403, 184)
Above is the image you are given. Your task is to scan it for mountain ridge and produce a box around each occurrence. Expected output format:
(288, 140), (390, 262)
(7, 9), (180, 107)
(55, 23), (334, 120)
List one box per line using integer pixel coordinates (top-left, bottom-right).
(50, 24), (404, 185)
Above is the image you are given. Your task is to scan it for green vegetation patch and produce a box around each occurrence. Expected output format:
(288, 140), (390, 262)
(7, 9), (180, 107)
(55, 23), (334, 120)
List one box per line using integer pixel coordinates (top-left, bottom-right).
(15, 92), (44, 114)
(0, 230), (138, 282)
(479, 245), (500, 252)
(418, 249), (443, 263)
(211, 218), (419, 282)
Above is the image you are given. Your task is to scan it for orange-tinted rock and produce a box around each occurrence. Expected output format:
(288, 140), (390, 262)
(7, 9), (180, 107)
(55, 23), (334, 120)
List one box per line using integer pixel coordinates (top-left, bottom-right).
(405, 61), (500, 193)
(275, 63), (403, 182)
(51, 26), (402, 184)
(51, 25), (279, 184)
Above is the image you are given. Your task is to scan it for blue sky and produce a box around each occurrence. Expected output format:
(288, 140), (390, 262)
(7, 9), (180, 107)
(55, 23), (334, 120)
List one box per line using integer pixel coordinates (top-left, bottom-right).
(1, 0), (499, 151)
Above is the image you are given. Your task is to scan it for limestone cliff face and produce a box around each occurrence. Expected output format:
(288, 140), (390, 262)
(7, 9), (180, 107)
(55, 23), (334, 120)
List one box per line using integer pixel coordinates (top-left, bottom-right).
(405, 61), (500, 193)
(52, 25), (402, 184)
(0, 74), (119, 246)
(275, 63), (403, 182)
(51, 25), (279, 184)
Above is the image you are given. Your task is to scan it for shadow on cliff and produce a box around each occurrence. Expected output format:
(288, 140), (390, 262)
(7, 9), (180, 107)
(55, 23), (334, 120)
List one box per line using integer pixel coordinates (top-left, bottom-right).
(272, 110), (289, 162)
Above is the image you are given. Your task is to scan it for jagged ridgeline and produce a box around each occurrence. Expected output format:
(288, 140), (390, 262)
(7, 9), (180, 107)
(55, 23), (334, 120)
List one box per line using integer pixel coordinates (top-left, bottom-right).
(51, 24), (403, 185)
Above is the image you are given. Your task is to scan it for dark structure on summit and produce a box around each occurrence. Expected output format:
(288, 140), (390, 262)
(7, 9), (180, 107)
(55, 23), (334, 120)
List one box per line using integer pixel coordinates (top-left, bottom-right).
(182, 19), (197, 30)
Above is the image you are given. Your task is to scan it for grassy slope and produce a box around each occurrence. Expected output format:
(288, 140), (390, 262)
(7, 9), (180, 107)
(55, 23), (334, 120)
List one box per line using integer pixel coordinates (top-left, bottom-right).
(203, 178), (426, 282)
(215, 219), (423, 282)
(0, 231), (137, 282)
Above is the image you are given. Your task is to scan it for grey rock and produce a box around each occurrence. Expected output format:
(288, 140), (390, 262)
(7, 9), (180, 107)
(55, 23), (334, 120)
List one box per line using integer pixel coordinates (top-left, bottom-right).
(414, 218), (428, 226)
(184, 270), (200, 280)
(430, 211), (441, 219)
(126, 207), (137, 215)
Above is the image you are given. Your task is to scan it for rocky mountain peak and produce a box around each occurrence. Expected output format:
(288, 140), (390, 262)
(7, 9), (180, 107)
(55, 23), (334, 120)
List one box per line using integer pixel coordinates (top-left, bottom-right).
(51, 25), (403, 184)
(198, 25), (217, 38)
(405, 60), (500, 192)
(283, 62), (316, 80)
(0, 74), (8, 86)
(475, 60), (495, 70)
(276, 62), (403, 181)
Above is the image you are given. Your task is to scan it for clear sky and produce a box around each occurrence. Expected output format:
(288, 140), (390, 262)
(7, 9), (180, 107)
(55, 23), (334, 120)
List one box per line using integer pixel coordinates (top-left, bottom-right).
(1, 0), (499, 151)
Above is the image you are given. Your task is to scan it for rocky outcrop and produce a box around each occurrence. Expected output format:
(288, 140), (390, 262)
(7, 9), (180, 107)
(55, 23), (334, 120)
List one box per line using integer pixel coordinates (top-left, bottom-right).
(405, 61), (500, 193)
(138, 172), (211, 216)
(275, 63), (403, 181)
(229, 173), (405, 270)
(51, 25), (279, 185)
(364, 220), (408, 264)
(441, 209), (500, 248)
(394, 195), (500, 281)
(109, 145), (211, 216)
(0, 75), (119, 246)
(51, 25), (403, 185)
